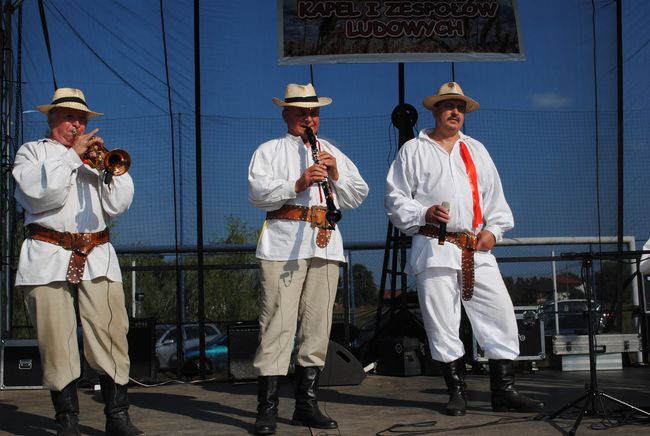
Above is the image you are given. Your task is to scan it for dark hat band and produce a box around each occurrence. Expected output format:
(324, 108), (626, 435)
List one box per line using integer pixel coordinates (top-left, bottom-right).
(284, 95), (319, 103)
(51, 96), (89, 108)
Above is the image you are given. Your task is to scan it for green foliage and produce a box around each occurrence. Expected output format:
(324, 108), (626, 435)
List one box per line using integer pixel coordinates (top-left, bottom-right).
(127, 216), (261, 326)
(122, 254), (178, 322)
(352, 263), (378, 307)
(504, 274), (560, 306)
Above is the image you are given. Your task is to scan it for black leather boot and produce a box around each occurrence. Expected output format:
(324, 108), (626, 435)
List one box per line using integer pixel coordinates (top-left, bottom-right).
(254, 376), (279, 435)
(489, 359), (544, 412)
(50, 380), (80, 436)
(99, 375), (145, 436)
(291, 366), (337, 429)
(440, 357), (467, 416)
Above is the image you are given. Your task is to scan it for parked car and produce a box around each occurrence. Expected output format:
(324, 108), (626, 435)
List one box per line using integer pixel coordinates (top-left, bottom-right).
(542, 299), (607, 336)
(155, 323), (222, 370)
(170, 332), (229, 376)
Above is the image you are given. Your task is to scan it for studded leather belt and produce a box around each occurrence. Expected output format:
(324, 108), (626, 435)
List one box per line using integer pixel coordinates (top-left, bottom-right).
(27, 223), (110, 284)
(266, 204), (335, 248)
(417, 224), (478, 301)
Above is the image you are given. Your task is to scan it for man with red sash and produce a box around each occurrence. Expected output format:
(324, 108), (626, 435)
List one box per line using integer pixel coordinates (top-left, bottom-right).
(385, 82), (544, 416)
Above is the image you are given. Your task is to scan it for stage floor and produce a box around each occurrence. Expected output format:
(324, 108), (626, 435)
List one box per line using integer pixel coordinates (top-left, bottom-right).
(1, 366), (650, 435)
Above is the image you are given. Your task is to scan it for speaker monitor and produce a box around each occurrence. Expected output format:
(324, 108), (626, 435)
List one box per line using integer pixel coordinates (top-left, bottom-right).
(0, 339), (43, 389)
(127, 318), (157, 382)
(320, 340), (365, 386)
(227, 321), (366, 385)
(228, 321), (260, 381)
(377, 337), (422, 377)
(79, 318), (156, 386)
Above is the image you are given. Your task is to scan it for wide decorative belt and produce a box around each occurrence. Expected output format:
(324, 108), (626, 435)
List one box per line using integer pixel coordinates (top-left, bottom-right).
(266, 204), (335, 248)
(417, 224), (478, 301)
(27, 223), (110, 284)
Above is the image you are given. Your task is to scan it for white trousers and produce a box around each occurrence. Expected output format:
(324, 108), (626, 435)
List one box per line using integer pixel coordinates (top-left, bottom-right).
(253, 258), (339, 376)
(22, 279), (130, 391)
(416, 263), (519, 363)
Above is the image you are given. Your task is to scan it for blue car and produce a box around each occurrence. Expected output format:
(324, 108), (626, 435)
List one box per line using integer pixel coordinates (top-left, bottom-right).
(169, 332), (229, 376)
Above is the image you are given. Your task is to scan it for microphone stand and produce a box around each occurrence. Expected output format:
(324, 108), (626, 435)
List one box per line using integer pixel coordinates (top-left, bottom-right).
(545, 250), (650, 435)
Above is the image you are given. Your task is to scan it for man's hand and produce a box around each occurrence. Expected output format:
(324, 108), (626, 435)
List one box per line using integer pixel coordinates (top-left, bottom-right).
(476, 230), (496, 251)
(425, 203), (450, 225)
(71, 128), (100, 159)
(295, 163), (328, 193)
(316, 150), (339, 181)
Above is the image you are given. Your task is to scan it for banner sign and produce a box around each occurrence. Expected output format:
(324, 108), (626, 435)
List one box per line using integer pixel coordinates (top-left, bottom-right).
(278, 0), (524, 64)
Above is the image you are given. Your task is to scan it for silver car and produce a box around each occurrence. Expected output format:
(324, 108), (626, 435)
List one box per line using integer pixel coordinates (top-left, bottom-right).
(155, 323), (222, 370)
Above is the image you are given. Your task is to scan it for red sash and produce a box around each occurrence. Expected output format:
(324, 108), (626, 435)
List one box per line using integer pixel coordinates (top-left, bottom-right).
(459, 141), (483, 228)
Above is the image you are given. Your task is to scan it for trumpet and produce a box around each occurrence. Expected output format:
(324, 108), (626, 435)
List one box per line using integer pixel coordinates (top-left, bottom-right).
(84, 140), (131, 177)
(71, 129), (131, 178)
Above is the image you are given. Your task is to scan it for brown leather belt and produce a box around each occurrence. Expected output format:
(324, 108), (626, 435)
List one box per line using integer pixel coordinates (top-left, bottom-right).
(27, 223), (110, 284)
(266, 204), (335, 248)
(417, 224), (478, 301)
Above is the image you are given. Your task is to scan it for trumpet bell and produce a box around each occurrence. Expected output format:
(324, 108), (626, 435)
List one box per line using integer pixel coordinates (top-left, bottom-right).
(105, 149), (131, 176)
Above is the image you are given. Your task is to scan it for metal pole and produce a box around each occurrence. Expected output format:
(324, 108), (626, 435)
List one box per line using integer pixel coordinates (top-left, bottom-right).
(552, 250), (559, 335)
(615, 0), (625, 331)
(1, 1), (14, 337)
(193, 0), (206, 377)
(131, 260), (136, 317)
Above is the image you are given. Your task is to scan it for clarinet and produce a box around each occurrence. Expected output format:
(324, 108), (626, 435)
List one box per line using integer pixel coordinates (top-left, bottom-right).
(304, 126), (342, 225)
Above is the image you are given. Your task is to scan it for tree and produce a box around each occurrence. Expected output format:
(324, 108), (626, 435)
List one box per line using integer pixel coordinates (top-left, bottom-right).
(352, 263), (378, 308)
(182, 216), (260, 326)
(121, 253), (178, 322)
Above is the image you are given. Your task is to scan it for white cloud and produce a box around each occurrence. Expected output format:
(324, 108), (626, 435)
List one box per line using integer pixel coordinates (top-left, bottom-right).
(529, 92), (572, 109)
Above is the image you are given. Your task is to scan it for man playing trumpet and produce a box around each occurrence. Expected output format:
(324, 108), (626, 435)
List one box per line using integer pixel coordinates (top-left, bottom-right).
(12, 88), (142, 436)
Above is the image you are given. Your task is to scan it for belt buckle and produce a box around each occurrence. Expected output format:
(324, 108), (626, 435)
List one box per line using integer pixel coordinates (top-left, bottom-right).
(463, 233), (477, 250)
(310, 206), (329, 229)
(72, 232), (92, 253)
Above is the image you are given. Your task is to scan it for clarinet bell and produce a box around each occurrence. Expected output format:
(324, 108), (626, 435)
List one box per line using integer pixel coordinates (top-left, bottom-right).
(326, 207), (342, 224)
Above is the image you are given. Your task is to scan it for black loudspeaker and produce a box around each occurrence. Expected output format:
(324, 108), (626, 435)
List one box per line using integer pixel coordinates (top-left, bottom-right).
(320, 340), (366, 386)
(228, 321), (260, 381)
(127, 318), (157, 382)
(377, 337), (422, 376)
(79, 318), (156, 386)
(79, 356), (99, 388)
(0, 339), (43, 389)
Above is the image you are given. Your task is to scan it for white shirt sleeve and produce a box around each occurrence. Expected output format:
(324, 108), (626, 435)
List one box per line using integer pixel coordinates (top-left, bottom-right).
(477, 147), (514, 241)
(247, 138), (299, 211)
(328, 146), (369, 210)
(385, 140), (428, 235)
(100, 172), (135, 217)
(13, 141), (83, 214)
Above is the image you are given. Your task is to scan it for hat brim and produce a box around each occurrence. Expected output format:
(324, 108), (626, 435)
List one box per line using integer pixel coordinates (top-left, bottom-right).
(422, 94), (479, 112)
(272, 97), (332, 108)
(36, 103), (103, 118)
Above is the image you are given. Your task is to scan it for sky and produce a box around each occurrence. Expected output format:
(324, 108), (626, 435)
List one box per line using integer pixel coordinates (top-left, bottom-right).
(16, 0), (633, 117)
(10, 0), (650, 280)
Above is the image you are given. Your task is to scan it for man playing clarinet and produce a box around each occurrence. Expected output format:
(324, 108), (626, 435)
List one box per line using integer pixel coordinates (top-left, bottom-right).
(247, 83), (368, 434)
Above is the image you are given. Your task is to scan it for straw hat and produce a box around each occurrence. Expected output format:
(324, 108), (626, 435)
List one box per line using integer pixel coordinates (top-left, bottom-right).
(272, 83), (332, 108)
(422, 82), (480, 113)
(36, 88), (103, 118)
